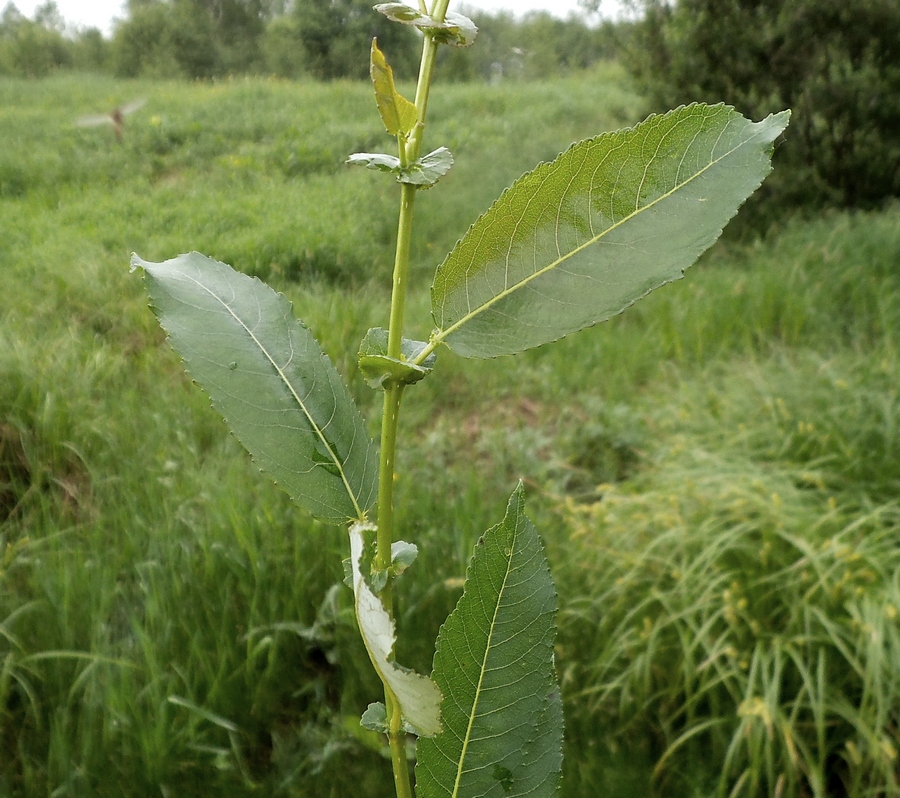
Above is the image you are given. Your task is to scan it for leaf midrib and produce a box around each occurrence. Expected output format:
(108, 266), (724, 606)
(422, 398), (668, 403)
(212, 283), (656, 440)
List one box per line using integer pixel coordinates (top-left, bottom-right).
(450, 517), (520, 798)
(433, 119), (764, 346)
(183, 270), (365, 520)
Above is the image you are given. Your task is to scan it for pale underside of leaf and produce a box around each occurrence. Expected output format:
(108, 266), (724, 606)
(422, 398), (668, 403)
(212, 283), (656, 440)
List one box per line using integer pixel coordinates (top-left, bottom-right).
(133, 252), (378, 525)
(349, 523), (442, 737)
(431, 103), (791, 358)
(347, 148), (453, 187)
(415, 485), (562, 798)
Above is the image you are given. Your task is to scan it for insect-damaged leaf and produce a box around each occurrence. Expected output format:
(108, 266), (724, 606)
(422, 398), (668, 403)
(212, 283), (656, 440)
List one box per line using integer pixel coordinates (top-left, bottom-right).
(416, 485), (562, 798)
(132, 252), (378, 525)
(431, 104), (790, 358)
(349, 523), (441, 737)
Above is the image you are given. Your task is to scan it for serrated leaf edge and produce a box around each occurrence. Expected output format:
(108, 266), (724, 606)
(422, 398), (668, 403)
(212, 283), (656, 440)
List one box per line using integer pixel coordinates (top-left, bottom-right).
(349, 522), (442, 737)
(444, 484), (553, 798)
(133, 252), (369, 521)
(430, 104), (790, 356)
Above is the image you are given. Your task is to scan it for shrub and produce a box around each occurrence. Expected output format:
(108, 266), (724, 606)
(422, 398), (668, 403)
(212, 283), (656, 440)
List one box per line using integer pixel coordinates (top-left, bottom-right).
(0, 19), (72, 77)
(620, 0), (900, 210)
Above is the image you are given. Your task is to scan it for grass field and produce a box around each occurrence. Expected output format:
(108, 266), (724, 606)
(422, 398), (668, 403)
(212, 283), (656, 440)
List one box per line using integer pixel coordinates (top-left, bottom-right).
(1, 68), (900, 797)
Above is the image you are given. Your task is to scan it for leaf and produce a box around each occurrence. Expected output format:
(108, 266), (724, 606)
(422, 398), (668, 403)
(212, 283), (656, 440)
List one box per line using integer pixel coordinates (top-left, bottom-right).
(347, 151), (402, 174)
(371, 39), (418, 138)
(402, 147), (454, 187)
(373, 2), (423, 23)
(430, 103), (791, 358)
(349, 523), (442, 737)
(390, 540), (418, 576)
(361, 702), (390, 733)
(429, 11), (477, 47)
(132, 252), (378, 525)
(361, 701), (418, 734)
(347, 149), (453, 188)
(374, 3), (477, 47)
(358, 327), (436, 389)
(415, 485), (562, 798)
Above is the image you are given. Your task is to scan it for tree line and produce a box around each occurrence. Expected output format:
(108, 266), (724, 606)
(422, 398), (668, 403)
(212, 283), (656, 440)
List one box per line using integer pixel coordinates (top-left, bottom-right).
(0, 0), (627, 81)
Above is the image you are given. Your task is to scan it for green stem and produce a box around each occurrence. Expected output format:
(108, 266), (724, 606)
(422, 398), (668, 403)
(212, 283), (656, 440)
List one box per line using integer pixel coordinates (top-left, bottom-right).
(386, 690), (413, 798)
(376, 380), (411, 798)
(407, 0), (450, 163)
(374, 93), (421, 798)
(410, 335), (441, 367)
(375, 11), (453, 798)
(376, 382), (404, 573)
(385, 184), (417, 362)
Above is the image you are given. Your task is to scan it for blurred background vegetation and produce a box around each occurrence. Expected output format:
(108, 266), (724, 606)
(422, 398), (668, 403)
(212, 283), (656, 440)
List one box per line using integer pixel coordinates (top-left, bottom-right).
(0, 0), (625, 81)
(1, 1), (899, 797)
(3, 0), (898, 218)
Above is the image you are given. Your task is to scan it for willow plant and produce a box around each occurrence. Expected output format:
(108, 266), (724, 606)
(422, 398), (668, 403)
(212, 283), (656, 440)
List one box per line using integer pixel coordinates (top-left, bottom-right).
(131, 3), (789, 795)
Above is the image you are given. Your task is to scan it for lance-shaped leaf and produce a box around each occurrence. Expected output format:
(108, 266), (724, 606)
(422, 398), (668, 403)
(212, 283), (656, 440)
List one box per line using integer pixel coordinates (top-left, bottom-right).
(349, 523), (442, 737)
(430, 103), (790, 358)
(416, 485), (562, 798)
(371, 39), (417, 138)
(132, 252), (378, 525)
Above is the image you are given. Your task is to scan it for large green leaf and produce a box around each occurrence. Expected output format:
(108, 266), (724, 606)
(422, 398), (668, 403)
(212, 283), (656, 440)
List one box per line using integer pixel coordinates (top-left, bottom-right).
(132, 252), (378, 525)
(430, 103), (790, 358)
(416, 485), (561, 798)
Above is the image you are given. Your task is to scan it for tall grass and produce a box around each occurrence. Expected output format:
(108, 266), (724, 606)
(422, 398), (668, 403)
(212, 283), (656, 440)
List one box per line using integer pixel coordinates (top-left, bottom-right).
(1, 70), (899, 796)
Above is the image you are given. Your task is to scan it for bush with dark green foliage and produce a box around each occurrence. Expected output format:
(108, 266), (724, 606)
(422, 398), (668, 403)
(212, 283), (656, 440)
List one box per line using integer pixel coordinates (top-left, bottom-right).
(0, 4), (71, 77)
(617, 0), (900, 210)
(112, 0), (266, 78)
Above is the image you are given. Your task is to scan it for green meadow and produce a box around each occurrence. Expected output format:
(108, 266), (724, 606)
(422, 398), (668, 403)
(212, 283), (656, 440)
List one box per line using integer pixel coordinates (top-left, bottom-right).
(2, 68), (900, 797)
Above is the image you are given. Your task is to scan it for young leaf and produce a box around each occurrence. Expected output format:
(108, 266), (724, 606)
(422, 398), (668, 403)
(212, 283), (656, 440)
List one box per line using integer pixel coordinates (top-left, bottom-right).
(374, 3), (477, 47)
(373, 2), (423, 23)
(390, 540), (418, 576)
(361, 701), (418, 734)
(371, 39), (418, 138)
(415, 485), (562, 798)
(349, 523), (442, 737)
(358, 327), (436, 389)
(429, 11), (477, 47)
(361, 702), (391, 733)
(401, 147), (454, 187)
(347, 149), (453, 188)
(430, 103), (791, 358)
(347, 152), (402, 175)
(131, 252), (378, 525)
